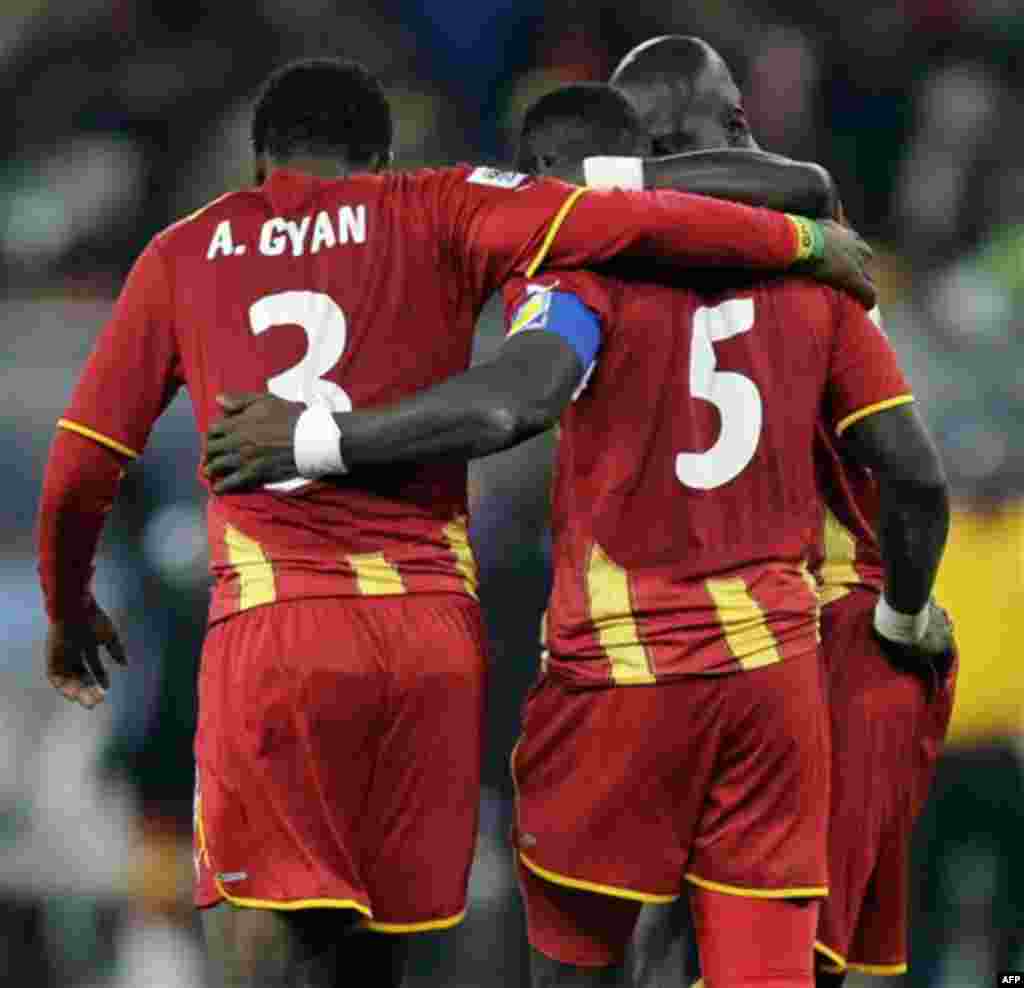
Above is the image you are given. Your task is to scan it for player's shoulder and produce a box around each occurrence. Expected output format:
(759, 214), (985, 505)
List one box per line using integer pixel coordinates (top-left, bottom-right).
(159, 189), (258, 241)
(785, 278), (883, 327)
(358, 165), (470, 199)
(804, 282), (889, 340)
(541, 267), (608, 295)
(530, 267), (617, 310)
(152, 186), (260, 252)
(755, 275), (839, 325)
(393, 163), (539, 193)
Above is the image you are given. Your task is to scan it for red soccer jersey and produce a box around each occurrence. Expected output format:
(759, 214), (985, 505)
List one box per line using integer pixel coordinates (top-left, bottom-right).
(503, 273), (912, 684)
(55, 167), (806, 625)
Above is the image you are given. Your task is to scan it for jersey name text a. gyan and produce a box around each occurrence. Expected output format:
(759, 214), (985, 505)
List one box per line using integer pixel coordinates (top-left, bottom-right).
(206, 205), (368, 261)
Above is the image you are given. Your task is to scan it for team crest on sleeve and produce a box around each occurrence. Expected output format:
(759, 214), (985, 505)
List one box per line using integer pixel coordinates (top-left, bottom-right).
(467, 166), (528, 189)
(509, 284), (556, 336)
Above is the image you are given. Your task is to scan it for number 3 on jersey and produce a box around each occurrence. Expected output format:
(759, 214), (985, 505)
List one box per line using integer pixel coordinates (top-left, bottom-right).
(676, 297), (762, 490)
(249, 290), (352, 492)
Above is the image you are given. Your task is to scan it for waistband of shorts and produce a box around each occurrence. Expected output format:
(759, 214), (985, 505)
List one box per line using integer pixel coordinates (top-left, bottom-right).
(206, 586), (479, 628)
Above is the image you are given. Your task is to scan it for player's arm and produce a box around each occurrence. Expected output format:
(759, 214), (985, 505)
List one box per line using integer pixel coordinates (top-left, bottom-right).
(535, 190), (873, 305)
(203, 287), (599, 492)
(36, 239), (181, 707)
(579, 148), (838, 218)
(37, 432), (129, 708)
(841, 405), (949, 614)
(841, 403), (954, 682)
(827, 299), (951, 656)
(446, 170), (875, 307)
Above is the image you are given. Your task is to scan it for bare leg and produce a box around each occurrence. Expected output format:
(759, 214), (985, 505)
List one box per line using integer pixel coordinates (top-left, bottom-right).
(201, 904), (359, 987)
(517, 856), (640, 988)
(628, 899), (695, 988)
(530, 946), (628, 987)
(344, 929), (409, 987)
(814, 968), (845, 988)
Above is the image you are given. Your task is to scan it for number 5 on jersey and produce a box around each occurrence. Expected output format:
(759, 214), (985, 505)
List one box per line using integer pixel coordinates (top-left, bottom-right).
(676, 297), (762, 491)
(249, 290), (353, 492)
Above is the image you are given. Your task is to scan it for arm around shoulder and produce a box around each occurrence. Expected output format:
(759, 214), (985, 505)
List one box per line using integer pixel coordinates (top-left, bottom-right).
(628, 149), (838, 218)
(337, 330), (585, 467)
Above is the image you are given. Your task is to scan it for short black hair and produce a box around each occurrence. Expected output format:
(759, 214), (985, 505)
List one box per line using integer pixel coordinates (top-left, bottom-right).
(252, 57), (392, 165)
(517, 83), (643, 174)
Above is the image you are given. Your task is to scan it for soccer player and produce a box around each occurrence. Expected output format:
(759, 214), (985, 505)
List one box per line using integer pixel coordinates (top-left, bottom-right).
(201, 83), (951, 988)
(35, 58), (872, 988)
(607, 35), (958, 986)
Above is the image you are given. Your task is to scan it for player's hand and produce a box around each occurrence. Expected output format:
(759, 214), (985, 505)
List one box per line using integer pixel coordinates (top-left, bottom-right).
(807, 220), (876, 309)
(873, 600), (956, 698)
(204, 393), (304, 493)
(46, 600), (127, 709)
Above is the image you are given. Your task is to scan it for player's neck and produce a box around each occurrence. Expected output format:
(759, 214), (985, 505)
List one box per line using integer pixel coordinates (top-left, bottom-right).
(268, 155), (364, 181)
(540, 162), (586, 185)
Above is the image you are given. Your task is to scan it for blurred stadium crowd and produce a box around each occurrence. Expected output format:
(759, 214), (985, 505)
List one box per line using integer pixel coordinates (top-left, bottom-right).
(0, 1), (1021, 985)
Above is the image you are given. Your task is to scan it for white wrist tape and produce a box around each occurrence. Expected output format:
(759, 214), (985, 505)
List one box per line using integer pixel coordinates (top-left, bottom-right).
(874, 595), (929, 644)
(293, 405), (346, 478)
(582, 156), (645, 190)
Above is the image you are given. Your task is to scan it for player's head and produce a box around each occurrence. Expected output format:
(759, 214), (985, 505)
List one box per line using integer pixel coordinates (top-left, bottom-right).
(610, 35), (756, 153)
(251, 57), (393, 180)
(516, 83), (650, 179)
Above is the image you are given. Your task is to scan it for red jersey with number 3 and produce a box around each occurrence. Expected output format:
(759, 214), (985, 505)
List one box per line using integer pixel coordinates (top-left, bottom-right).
(502, 272), (912, 683)
(58, 167), (806, 624)
(61, 167), (571, 623)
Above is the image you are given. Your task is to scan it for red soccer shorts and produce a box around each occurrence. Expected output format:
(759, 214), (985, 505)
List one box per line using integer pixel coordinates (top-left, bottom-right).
(815, 588), (956, 977)
(518, 856), (820, 984)
(193, 593), (488, 932)
(512, 648), (830, 966)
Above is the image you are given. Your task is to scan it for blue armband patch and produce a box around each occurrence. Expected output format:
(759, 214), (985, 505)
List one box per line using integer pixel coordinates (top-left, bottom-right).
(507, 288), (602, 370)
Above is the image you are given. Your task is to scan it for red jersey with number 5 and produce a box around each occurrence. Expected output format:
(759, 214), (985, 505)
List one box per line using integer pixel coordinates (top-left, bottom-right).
(502, 272), (912, 683)
(58, 167), (806, 624)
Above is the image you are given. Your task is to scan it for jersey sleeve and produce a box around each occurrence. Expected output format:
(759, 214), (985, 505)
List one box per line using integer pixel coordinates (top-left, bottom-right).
(59, 237), (182, 459)
(430, 167), (582, 297)
(503, 270), (613, 334)
(825, 299), (914, 436)
(502, 271), (613, 398)
(36, 429), (125, 622)
(530, 185), (804, 275)
(431, 167), (804, 299)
